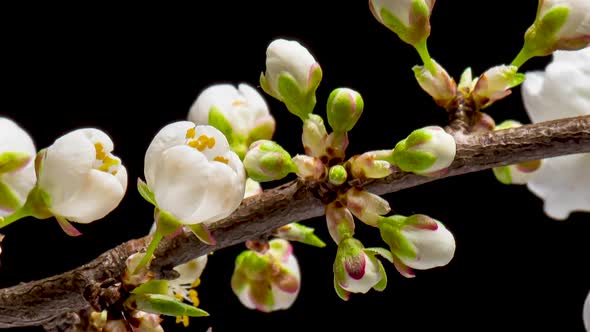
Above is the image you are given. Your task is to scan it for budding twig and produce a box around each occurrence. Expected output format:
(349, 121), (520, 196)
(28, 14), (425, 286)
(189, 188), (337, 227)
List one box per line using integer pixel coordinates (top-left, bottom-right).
(0, 115), (589, 329)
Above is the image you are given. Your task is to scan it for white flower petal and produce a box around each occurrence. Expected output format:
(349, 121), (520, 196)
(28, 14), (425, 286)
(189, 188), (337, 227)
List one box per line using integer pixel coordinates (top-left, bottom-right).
(39, 130), (96, 207)
(51, 167), (127, 223)
(527, 154), (590, 219)
(144, 121), (195, 189)
(189, 84), (240, 126)
(522, 48), (590, 219)
(172, 255), (208, 286)
(584, 289), (590, 332)
(152, 145), (211, 223)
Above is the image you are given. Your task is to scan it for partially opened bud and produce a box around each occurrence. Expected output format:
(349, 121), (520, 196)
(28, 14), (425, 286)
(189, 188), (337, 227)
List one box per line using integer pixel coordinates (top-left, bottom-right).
(260, 39), (322, 120)
(369, 0), (435, 46)
(326, 88), (364, 133)
(333, 238), (384, 296)
(379, 214), (455, 276)
(492, 120), (542, 185)
(325, 201), (355, 244)
(302, 114), (328, 158)
(243, 140), (296, 182)
(36, 128), (127, 228)
(188, 83), (275, 159)
(291, 155), (326, 180)
(231, 239), (301, 312)
(347, 151), (394, 180)
(413, 59), (457, 108)
(392, 126), (456, 176)
(514, 0), (590, 67)
(343, 187), (390, 227)
(471, 65), (525, 109)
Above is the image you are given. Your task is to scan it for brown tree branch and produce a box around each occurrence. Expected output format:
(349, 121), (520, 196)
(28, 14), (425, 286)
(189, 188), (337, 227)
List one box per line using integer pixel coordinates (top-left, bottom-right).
(0, 115), (589, 329)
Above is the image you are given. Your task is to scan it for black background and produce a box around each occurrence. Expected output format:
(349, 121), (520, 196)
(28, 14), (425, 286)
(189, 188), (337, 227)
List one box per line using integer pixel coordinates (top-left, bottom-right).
(1, 1), (589, 331)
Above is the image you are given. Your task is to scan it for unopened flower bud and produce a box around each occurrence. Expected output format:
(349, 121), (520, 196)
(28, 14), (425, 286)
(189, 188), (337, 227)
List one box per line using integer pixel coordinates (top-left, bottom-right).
(231, 239), (301, 312)
(392, 126), (456, 176)
(328, 165), (348, 185)
(343, 187), (390, 227)
(379, 214), (455, 276)
(492, 120), (541, 185)
(260, 39), (322, 120)
(243, 140), (296, 182)
(471, 65), (525, 109)
(291, 154), (326, 180)
(326, 88), (364, 133)
(130, 311), (164, 332)
(347, 151), (394, 180)
(325, 201), (355, 244)
(302, 114), (328, 158)
(333, 238), (385, 298)
(413, 59), (457, 108)
(369, 0), (435, 46)
(513, 0), (590, 67)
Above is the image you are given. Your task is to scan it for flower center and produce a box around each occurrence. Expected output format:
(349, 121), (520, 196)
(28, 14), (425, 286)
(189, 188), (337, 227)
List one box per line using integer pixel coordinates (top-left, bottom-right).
(94, 143), (120, 175)
(185, 128), (229, 164)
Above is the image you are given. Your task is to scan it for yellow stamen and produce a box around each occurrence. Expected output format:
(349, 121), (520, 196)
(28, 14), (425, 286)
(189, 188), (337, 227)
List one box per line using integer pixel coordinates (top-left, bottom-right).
(191, 278), (201, 288)
(214, 156), (229, 164)
(174, 292), (184, 301)
(186, 127), (196, 139)
(189, 289), (200, 307)
(94, 143), (106, 160)
(182, 315), (189, 327)
(232, 100), (246, 107)
(188, 135), (216, 151)
(97, 155), (119, 172)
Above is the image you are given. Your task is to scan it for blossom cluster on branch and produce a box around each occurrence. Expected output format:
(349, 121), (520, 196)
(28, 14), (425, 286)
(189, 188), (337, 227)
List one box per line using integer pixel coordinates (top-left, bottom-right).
(0, 0), (589, 331)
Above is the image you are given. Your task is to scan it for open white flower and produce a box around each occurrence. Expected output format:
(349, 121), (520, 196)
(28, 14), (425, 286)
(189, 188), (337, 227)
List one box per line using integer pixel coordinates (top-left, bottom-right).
(188, 83), (275, 147)
(168, 255), (208, 327)
(38, 128), (127, 224)
(0, 117), (36, 216)
(522, 48), (590, 219)
(144, 121), (245, 225)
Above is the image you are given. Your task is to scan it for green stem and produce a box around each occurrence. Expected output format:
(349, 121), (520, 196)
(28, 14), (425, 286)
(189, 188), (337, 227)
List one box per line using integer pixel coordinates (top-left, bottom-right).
(0, 206), (32, 229)
(414, 39), (436, 75)
(133, 231), (164, 274)
(511, 48), (534, 69)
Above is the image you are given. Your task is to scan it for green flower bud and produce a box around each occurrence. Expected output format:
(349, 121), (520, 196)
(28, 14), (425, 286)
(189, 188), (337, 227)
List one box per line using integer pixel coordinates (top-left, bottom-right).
(243, 140), (296, 182)
(326, 88), (364, 133)
(302, 114), (328, 158)
(392, 126), (456, 176)
(328, 165), (348, 185)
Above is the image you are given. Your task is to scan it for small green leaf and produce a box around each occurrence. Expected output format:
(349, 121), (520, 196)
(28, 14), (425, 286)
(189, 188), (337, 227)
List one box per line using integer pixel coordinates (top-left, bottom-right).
(0, 152), (32, 174)
(373, 260), (388, 292)
(188, 223), (216, 245)
(131, 280), (169, 296)
(208, 106), (234, 144)
(0, 180), (22, 211)
(134, 293), (210, 317)
(137, 178), (156, 207)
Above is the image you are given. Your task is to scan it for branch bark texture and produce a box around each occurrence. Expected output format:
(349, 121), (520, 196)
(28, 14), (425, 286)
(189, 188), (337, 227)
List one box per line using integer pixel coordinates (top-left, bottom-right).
(1, 115), (589, 328)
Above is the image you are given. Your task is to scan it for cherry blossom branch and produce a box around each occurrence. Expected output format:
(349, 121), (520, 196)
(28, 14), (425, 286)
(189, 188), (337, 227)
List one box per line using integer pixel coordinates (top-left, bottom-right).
(0, 115), (589, 329)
